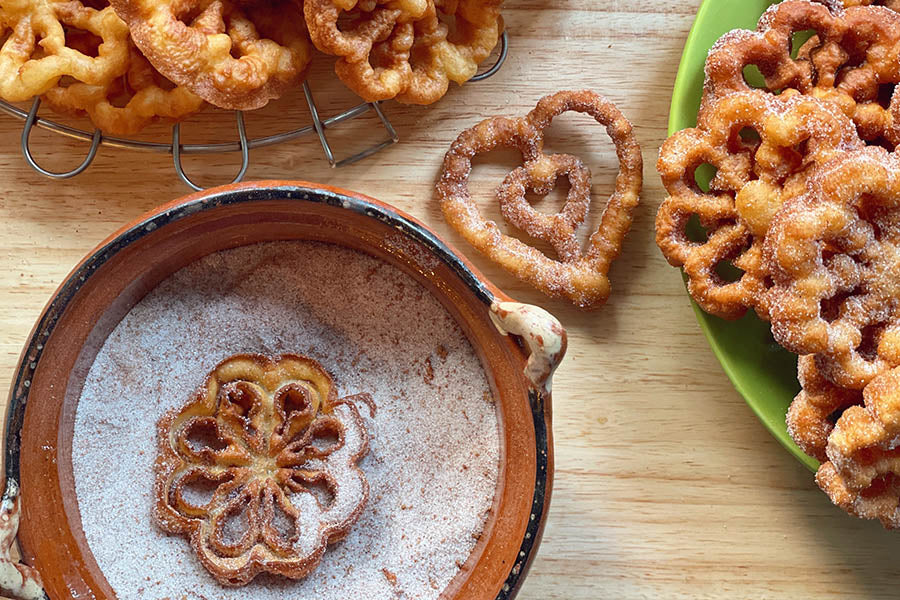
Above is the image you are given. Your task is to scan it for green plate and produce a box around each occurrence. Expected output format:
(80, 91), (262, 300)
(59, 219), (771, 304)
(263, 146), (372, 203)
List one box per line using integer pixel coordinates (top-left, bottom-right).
(668, 0), (817, 472)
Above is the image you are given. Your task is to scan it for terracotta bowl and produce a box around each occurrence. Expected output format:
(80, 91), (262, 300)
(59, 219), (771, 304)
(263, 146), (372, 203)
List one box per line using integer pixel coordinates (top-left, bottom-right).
(0, 182), (566, 600)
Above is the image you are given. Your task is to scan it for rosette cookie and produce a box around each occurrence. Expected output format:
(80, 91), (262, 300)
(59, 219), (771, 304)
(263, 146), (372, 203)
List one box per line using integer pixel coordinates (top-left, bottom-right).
(656, 90), (861, 320)
(817, 366), (900, 528)
(305, 0), (503, 104)
(109, 0), (312, 110)
(703, 0), (900, 146)
(153, 354), (372, 586)
(764, 147), (900, 390)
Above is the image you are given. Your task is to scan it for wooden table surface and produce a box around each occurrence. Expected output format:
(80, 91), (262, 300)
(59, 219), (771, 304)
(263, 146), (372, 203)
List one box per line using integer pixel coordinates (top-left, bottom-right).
(1, 2), (899, 599)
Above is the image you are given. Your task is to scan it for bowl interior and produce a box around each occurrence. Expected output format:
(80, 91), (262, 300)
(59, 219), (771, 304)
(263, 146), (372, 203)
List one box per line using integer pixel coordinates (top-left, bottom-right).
(14, 186), (544, 600)
(669, 0), (815, 471)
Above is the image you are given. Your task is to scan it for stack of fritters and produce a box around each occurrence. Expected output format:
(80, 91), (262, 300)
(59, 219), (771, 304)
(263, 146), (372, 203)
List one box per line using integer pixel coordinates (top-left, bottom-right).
(0, 0), (205, 134)
(0, 0), (506, 134)
(656, 0), (900, 527)
(305, 0), (504, 104)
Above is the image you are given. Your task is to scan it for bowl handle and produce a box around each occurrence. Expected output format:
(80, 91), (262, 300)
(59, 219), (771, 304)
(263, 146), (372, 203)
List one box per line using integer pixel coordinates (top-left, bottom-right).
(0, 480), (44, 600)
(489, 302), (567, 394)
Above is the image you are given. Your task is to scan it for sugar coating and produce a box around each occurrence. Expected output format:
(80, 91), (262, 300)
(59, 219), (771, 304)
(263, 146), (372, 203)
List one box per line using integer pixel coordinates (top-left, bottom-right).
(71, 241), (500, 600)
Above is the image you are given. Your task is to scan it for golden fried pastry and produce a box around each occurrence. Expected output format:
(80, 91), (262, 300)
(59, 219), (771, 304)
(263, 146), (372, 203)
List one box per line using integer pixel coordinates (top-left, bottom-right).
(497, 152), (592, 263)
(153, 354), (372, 586)
(816, 366), (900, 528)
(840, 0), (900, 9)
(655, 89), (862, 320)
(0, 0), (130, 101)
(304, 0), (426, 100)
(764, 147), (900, 390)
(0, 0), (204, 133)
(704, 0), (900, 146)
(764, 147), (900, 389)
(788, 355), (862, 462)
(109, 0), (312, 110)
(438, 90), (642, 310)
(43, 39), (204, 135)
(656, 0), (900, 531)
(305, 0), (504, 104)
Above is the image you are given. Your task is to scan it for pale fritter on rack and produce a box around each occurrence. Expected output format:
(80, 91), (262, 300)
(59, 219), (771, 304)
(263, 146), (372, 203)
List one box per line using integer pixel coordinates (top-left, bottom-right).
(0, 0), (507, 132)
(108, 0), (312, 111)
(304, 0), (504, 104)
(0, 0), (203, 134)
(0, 0), (129, 101)
(42, 36), (205, 135)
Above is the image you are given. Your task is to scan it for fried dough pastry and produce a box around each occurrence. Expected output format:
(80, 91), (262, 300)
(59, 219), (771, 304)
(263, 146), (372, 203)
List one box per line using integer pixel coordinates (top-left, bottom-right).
(764, 147), (900, 389)
(840, 0), (900, 9)
(305, 0), (504, 104)
(498, 152), (592, 263)
(43, 37), (204, 135)
(655, 90), (862, 320)
(816, 366), (900, 528)
(110, 0), (312, 110)
(438, 90), (642, 310)
(0, 0), (203, 133)
(704, 0), (900, 146)
(0, 0), (130, 101)
(153, 354), (372, 586)
(788, 355), (862, 461)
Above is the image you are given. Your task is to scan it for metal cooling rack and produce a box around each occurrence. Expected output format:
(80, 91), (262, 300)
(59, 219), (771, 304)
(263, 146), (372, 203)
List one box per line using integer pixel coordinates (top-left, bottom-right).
(0, 31), (508, 191)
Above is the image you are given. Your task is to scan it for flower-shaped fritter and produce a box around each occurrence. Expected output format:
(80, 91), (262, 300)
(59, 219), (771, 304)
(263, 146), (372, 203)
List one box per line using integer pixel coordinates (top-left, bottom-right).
(787, 355), (862, 462)
(0, 0), (204, 134)
(109, 0), (312, 110)
(816, 365), (900, 528)
(764, 147), (900, 389)
(153, 354), (371, 586)
(655, 89), (861, 320)
(839, 0), (900, 13)
(305, 0), (504, 104)
(0, 0), (130, 101)
(41, 38), (205, 135)
(703, 0), (900, 146)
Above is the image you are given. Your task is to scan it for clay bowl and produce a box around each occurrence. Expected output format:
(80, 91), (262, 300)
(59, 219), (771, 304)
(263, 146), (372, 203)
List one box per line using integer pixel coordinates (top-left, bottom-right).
(1, 182), (566, 600)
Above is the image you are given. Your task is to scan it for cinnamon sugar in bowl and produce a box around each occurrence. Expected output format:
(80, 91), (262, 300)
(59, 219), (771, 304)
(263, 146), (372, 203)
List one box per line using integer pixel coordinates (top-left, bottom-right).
(1, 182), (565, 600)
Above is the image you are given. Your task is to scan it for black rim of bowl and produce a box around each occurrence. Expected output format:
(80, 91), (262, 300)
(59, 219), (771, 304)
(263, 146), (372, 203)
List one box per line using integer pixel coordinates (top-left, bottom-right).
(3, 184), (550, 600)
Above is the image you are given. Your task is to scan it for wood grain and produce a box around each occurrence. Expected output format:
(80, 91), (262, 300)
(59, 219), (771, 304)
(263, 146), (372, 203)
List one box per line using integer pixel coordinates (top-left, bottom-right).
(0, 1), (898, 598)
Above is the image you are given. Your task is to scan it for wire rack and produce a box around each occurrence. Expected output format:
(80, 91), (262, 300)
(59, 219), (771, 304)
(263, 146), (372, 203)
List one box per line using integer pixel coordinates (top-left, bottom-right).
(0, 32), (509, 191)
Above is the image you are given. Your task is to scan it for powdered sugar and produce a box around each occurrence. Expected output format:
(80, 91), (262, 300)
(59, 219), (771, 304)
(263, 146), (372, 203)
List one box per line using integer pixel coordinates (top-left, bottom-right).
(71, 241), (500, 600)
